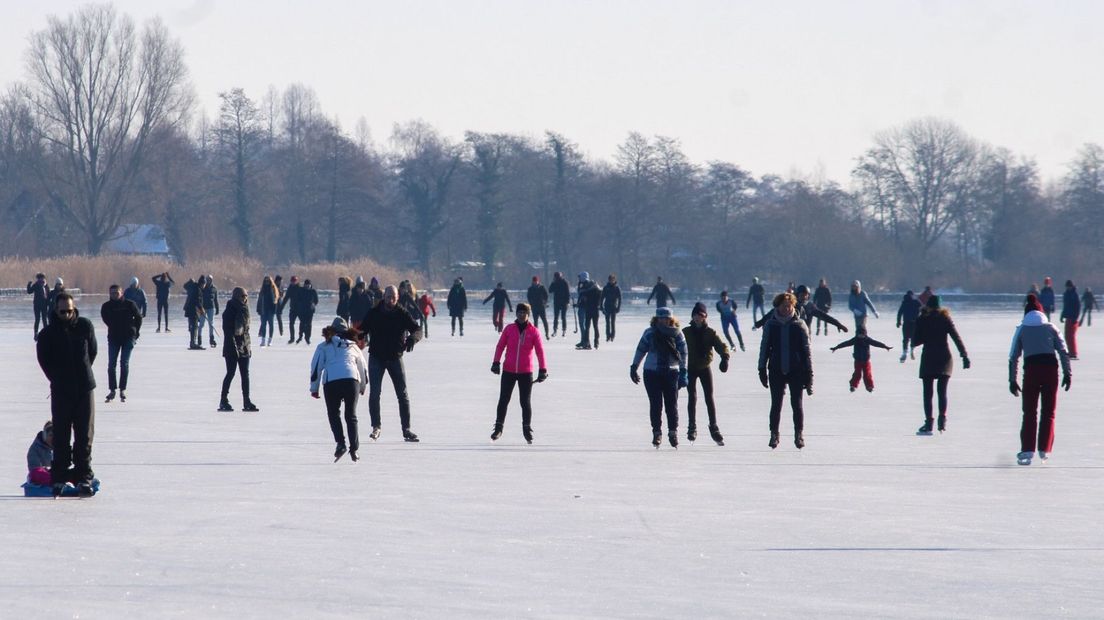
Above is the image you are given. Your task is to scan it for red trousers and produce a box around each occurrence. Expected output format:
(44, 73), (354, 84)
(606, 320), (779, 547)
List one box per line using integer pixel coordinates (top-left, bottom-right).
(849, 360), (874, 391)
(492, 308), (506, 332)
(1020, 363), (1058, 453)
(1064, 319), (1078, 357)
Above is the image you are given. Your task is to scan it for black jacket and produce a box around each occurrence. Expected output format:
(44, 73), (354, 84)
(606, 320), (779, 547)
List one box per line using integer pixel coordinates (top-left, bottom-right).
(831, 334), (891, 363)
(280, 283), (301, 315)
(897, 293), (922, 324)
(100, 298), (143, 342)
(360, 303), (422, 361)
(527, 284), (549, 310)
(349, 286), (372, 322)
(202, 283), (220, 313)
(813, 285), (832, 310)
(913, 309), (967, 378)
(757, 313), (812, 384)
(152, 274), (174, 302)
(447, 284), (468, 316)
(483, 289), (512, 312)
(549, 278), (570, 308)
(27, 280), (49, 308)
(36, 310), (97, 394)
(647, 282), (675, 307)
(578, 281), (601, 313)
(183, 280), (203, 318)
(755, 302), (845, 332)
(293, 285), (319, 316)
(337, 280), (352, 318)
(222, 297), (252, 359)
(602, 284), (622, 313)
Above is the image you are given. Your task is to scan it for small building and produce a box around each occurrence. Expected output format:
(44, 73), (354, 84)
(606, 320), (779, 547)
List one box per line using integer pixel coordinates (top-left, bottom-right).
(107, 224), (171, 256)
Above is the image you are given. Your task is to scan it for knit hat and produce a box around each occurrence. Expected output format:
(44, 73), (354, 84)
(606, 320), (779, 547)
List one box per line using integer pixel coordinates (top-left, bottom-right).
(356, 276), (364, 285)
(55, 277), (63, 286)
(1024, 294), (1043, 314)
(926, 295), (941, 309)
(578, 271), (589, 281)
(692, 302), (708, 317)
(130, 276), (140, 287)
(532, 276), (540, 283)
(795, 284), (809, 297)
(852, 280), (861, 289)
(331, 317), (348, 331)
(655, 307), (672, 319)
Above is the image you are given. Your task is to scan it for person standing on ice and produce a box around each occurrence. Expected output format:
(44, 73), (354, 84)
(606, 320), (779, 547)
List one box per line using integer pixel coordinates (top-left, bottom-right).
(336, 276), (352, 322)
(629, 307), (688, 449)
(36, 292), (97, 496)
(273, 275), (286, 337)
(647, 276), (676, 308)
(46, 277), (67, 319)
(27, 272), (49, 338)
(100, 284), (143, 403)
(255, 275), (280, 347)
(911, 295), (969, 435)
(1059, 280), (1081, 360)
(446, 277), (468, 336)
(1009, 294), (1071, 466)
(549, 271), (571, 338)
(294, 279), (319, 344)
(601, 274), (622, 343)
(683, 302), (730, 445)
(490, 302), (548, 443)
(714, 291), (745, 351)
(1079, 287), (1096, 326)
(358, 285), (423, 443)
(281, 276), (302, 343)
(124, 277), (148, 320)
(847, 280), (879, 332)
(918, 285), (934, 307)
(812, 278), (832, 335)
(483, 282), (513, 333)
(576, 272), (602, 349)
(220, 287), (258, 412)
(151, 272), (174, 333)
(896, 290), (922, 362)
(310, 317), (368, 462)
(200, 275), (219, 348)
(746, 276), (766, 323)
(1039, 276), (1056, 320)
(416, 289), (436, 338)
(183, 276), (205, 350)
(526, 276), (550, 340)
(830, 327), (892, 393)
(757, 293), (813, 450)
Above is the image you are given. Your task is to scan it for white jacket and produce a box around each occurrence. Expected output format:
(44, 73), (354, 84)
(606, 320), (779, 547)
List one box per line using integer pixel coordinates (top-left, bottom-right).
(309, 336), (368, 393)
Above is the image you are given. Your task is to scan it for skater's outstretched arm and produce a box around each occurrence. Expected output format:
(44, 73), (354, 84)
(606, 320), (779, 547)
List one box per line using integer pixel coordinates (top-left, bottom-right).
(867, 337), (892, 350)
(831, 337), (856, 351)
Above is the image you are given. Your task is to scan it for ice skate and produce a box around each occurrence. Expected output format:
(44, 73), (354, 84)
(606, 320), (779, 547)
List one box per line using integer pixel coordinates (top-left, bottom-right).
(652, 432), (662, 448)
(769, 432), (780, 449)
(349, 450), (359, 462)
(491, 426), (503, 441)
(76, 481), (94, 497)
(709, 426), (724, 446)
(937, 415), (947, 433)
(794, 432), (805, 449)
(403, 429), (420, 442)
(334, 445), (347, 462)
(242, 402), (259, 412)
(1017, 451), (1033, 466)
(370, 426), (381, 441)
(218, 400), (234, 412)
(668, 432), (678, 449)
(105, 390), (116, 403)
(687, 427), (697, 443)
(119, 390), (126, 402)
(1038, 451), (1049, 462)
(917, 419), (934, 435)
(899, 352), (907, 363)
(523, 426), (533, 444)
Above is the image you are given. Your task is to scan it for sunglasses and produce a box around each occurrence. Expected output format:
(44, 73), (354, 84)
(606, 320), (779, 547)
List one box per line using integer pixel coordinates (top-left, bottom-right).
(58, 309), (75, 316)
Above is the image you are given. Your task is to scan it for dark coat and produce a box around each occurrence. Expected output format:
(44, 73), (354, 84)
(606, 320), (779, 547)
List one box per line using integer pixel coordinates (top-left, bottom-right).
(912, 309), (967, 378)
(683, 322), (729, 371)
(293, 285), (319, 317)
(648, 282), (675, 307)
(27, 280), (49, 308)
(897, 293), (922, 324)
(36, 310), (97, 395)
(757, 313), (812, 383)
(602, 284), (622, 313)
(279, 283), (301, 315)
(100, 298), (143, 343)
(1062, 287), (1080, 321)
(579, 282), (602, 313)
(483, 289), (512, 312)
(831, 334), (891, 363)
(337, 280), (352, 318)
(202, 283), (220, 314)
(152, 274), (174, 302)
(183, 280), (203, 318)
(549, 278), (570, 308)
(349, 286), (372, 321)
(527, 284), (549, 310)
(359, 303), (422, 361)
(124, 286), (148, 317)
(813, 285), (832, 310)
(222, 297), (252, 359)
(447, 284), (468, 317)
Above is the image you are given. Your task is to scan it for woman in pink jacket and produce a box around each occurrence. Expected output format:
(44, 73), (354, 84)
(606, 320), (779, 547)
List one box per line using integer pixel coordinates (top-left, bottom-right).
(491, 302), (548, 443)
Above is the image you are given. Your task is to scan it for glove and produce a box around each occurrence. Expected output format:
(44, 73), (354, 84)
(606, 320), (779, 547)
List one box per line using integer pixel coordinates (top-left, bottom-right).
(758, 367), (769, 388)
(405, 338), (415, 353)
(719, 358), (729, 373)
(537, 368), (548, 383)
(311, 391), (320, 399)
(830, 347), (837, 353)
(837, 324), (848, 333)
(896, 321), (901, 328)
(491, 361), (501, 375)
(678, 369), (689, 389)
(1009, 381), (1020, 397)
(962, 356), (971, 369)
(630, 366), (641, 385)
(1062, 374), (1071, 391)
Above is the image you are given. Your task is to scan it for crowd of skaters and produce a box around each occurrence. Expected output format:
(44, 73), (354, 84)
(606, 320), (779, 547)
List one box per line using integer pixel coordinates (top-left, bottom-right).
(21, 269), (1094, 496)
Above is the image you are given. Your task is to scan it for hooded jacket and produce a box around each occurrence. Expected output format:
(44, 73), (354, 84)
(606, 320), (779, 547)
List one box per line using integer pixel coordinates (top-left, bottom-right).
(447, 283), (468, 316)
(310, 335), (369, 392)
(631, 323), (688, 372)
(757, 313), (812, 383)
(100, 297), (143, 342)
(27, 431), (52, 471)
(1009, 310), (1071, 382)
(493, 320), (547, 374)
(683, 322), (729, 371)
(202, 282), (220, 314)
(36, 309), (97, 395)
(897, 292), (922, 324)
(337, 279), (352, 317)
(124, 284), (148, 317)
(222, 297), (252, 359)
(913, 309), (967, 378)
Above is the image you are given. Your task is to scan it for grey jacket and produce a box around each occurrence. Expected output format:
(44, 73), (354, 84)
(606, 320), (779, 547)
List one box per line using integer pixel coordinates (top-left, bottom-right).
(1009, 310), (1071, 382)
(27, 431), (51, 470)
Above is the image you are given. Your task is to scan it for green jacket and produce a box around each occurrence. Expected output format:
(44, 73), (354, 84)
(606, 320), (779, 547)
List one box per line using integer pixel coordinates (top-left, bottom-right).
(682, 322), (729, 371)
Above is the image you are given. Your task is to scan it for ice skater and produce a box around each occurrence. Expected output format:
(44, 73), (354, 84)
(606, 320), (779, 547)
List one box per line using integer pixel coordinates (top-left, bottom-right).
(100, 284), (143, 403)
(912, 296), (969, 435)
(757, 293), (813, 449)
(576, 272), (601, 349)
(1079, 287), (1096, 326)
(549, 271), (571, 337)
(490, 302), (548, 443)
(715, 291), (745, 351)
(830, 327), (892, 393)
(630, 307), (688, 448)
(896, 290), (922, 362)
(747, 276), (766, 323)
(683, 302), (730, 445)
(848, 280), (879, 331)
(483, 282), (512, 333)
(1059, 280), (1080, 359)
(256, 275), (280, 347)
(417, 289), (436, 338)
(219, 287), (259, 412)
(152, 272), (174, 332)
(447, 277), (467, 336)
(601, 274), (622, 342)
(1039, 277), (1056, 320)
(647, 276), (676, 308)
(358, 285), (423, 442)
(754, 285), (847, 335)
(527, 276), (550, 340)
(183, 276), (205, 350)
(813, 278), (832, 335)
(1009, 294), (1072, 465)
(337, 276), (352, 322)
(310, 317), (368, 462)
(27, 272), (49, 338)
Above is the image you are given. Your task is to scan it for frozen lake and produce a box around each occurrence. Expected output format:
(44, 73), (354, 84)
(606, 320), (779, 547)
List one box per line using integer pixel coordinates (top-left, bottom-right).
(1, 296), (1102, 618)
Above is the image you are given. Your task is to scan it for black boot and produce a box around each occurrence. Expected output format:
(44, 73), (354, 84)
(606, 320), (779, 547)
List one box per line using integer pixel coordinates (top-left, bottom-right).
(334, 444), (347, 462)
(403, 429), (420, 443)
(769, 431), (780, 449)
(937, 415), (947, 433)
(795, 431), (805, 449)
(917, 418), (934, 435)
(668, 432), (679, 449)
(523, 426), (533, 444)
(491, 425), (503, 441)
(709, 425), (724, 446)
(687, 427), (697, 442)
(652, 431), (662, 448)
(218, 398), (233, 412)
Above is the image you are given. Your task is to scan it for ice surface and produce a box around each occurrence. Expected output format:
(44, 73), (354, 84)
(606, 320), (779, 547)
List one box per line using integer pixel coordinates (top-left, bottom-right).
(1, 298), (1102, 618)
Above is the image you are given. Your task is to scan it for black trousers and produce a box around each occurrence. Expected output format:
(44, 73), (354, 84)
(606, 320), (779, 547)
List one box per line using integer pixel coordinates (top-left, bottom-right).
(643, 368), (679, 434)
(33, 303), (49, 334)
(495, 371), (534, 429)
(553, 305), (568, 334)
(51, 389), (95, 484)
(451, 315), (464, 335)
(324, 378), (360, 451)
(298, 312), (314, 344)
(157, 299), (169, 329)
(288, 311), (299, 341)
(901, 320), (916, 350)
(188, 315), (200, 346)
(586, 311), (599, 346)
(221, 356), (251, 402)
(768, 370), (805, 435)
(687, 366), (717, 430)
(368, 356), (411, 429)
(276, 309), (284, 335)
(605, 311), (617, 340)
(532, 307), (549, 337)
(922, 375), (950, 420)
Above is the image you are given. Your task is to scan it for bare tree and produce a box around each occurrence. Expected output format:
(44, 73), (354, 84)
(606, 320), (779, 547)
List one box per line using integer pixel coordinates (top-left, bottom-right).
(213, 88), (264, 254)
(24, 4), (192, 253)
(392, 120), (459, 279)
(466, 132), (510, 282)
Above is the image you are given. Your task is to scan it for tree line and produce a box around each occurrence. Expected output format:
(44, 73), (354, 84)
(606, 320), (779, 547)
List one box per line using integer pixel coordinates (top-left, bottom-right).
(1, 5), (1100, 291)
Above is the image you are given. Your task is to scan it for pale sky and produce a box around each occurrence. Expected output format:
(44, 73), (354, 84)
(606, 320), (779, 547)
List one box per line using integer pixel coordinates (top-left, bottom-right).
(1, 0), (1101, 184)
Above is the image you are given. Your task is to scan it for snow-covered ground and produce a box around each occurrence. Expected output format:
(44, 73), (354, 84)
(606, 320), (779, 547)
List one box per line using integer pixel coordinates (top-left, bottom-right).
(1, 298), (1102, 618)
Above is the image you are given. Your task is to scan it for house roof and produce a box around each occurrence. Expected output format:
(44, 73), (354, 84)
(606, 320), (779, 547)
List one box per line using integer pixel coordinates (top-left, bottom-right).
(107, 224), (170, 255)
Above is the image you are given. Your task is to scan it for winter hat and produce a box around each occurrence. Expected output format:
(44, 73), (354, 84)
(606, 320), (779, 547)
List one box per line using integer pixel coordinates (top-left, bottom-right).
(1024, 294), (1043, 314)
(43, 420), (53, 433)
(852, 280), (861, 289)
(655, 307), (672, 319)
(926, 295), (941, 310)
(355, 276), (364, 285)
(795, 284), (809, 297)
(55, 277), (63, 286)
(370, 277), (379, 286)
(692, 302), (708, 317)
(130, 276), (140, 287)
(532, 276), (540, 283)
(331, 317), (348, 331)
(578, 271), (589, 281)
(1066, 280), (1074, 288)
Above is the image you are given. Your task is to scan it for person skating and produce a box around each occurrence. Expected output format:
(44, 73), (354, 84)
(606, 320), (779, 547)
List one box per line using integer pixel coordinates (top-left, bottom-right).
(397, 281), (422, 327)
(830, 327), (892, 393)
(753, 285), (847, 334)
(549, 271), (571, 337)
(601, 274), (622, 342)
(256, 275), (280, 347)
(647, 276), (676, 308)
(183, 276), (206, 350)
(746, 276), (766, 323)
(1080, 287), (1096, 326)
(848, 280), (879, 332)
(757, 293), (813, 449)
(446, 277), (468, 336)
(349, 277), (371, 330)
(201, 275), (219, 348)
(366, 277), (383, 308)
(281, 276), (302, 343)
(336, 276), (352, 322)
(912, 295), (969, 435)
(812, 279), (832, 336)
(358, 285), (423, 442)
(100, 284), (143, 403)
(683, 302), (730, 445)
(630, 307), (688, 448)
(1009, 294), (1072, 465)
(715, 291), (745, 351)
(1039, 277), (1056, 320)
(27, 272), (49, 338)
(310, 317), (368, 462)
(527, 276), (551, 340)
(124, 277), (148, 320)
(1059, 280), (1080, 360)
(35, 292), (98, 496)
(483, 282), (513, 333)
(576, 272), (602, 349)
(896, 290), (922, 362)
(274, 275), (286, 337)
(294, 279), (319, 344)
(220, 287), (258, 412)
(417, 290), (437, 338)
(152, 272), (174, 333)
(918, 286), (934, 307)
(490, 302), (548, 443)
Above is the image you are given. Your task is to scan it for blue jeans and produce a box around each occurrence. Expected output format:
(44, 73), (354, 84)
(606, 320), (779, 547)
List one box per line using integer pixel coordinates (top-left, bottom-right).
(259, 310), (276, 339)
(107, 338), (134, 391)
(720, 313), (741, 348)
(200, 307), (217, 342)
